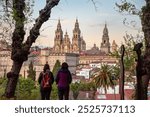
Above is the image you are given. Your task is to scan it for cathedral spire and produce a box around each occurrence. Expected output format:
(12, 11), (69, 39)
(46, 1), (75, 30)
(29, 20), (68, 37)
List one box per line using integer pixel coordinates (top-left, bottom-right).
(57, 19), (62, 31)
(64, 30), (69, 39)
(76, 18), (78, 23)
(65, 30), (68, 35)
(75, 18), (79, 29)
(103, 23), (108, 35)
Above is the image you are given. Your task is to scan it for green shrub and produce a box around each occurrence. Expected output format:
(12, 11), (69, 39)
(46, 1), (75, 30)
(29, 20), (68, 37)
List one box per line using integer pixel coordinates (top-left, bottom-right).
(51, 83), (58, 100)
(15, 78), (37, 99)
(0, 78), (7, 99)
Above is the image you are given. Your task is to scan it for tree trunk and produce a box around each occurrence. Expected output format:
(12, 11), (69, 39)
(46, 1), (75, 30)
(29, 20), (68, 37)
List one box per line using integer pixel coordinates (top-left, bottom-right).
(4, 0), (60, 98)
(133, 43), (143, 100)
(119, 45), (125, 100)
(141, 0), (150, 54)
(5, 61), (23, 98)
(4, 0), (26, 99)
(141, 75), (149, 99)
(140, 0), (150, 99)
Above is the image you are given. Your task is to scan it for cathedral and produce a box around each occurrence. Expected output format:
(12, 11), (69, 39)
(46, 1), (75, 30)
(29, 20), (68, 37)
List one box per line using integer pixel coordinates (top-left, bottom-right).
(53, 19), (86, 54)
(52, 19), (117, 55)
(0, 19), (118, 78)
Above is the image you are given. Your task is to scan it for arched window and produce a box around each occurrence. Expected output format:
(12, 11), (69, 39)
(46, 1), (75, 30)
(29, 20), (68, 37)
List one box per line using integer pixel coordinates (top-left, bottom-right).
(104, 40), (106, 44)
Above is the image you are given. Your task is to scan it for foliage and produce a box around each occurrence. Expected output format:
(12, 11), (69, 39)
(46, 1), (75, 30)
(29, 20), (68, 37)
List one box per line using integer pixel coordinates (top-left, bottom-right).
(78, 81), (96, 91)
(92, 64), (117, 93)
(110, 33), (144, 83)
(52, 60), (61, 78)
(51, 83), (58, 100)
(0, 78), (7, 98)
(111, 65), (120, 84)
(0, 77), (40, 100)
(79, 82), (91, 91)
(0, 0), (34, 42)
(0, 77), (58, 100)
(71, 82), (80, 99)
(70, 81), (97, 100)
(115, 0), (141, 16)
(115, 0), (142, 31)
(15, 77), (38, 100)
(27, 61), (36, 81)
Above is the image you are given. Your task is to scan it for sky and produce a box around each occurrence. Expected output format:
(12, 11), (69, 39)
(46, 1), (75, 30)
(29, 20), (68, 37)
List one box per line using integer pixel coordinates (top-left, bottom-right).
(31, 0), (145, 49)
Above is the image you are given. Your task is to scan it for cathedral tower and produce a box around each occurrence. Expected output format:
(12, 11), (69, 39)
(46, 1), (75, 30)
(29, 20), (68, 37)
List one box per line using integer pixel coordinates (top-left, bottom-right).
(53, 20), (63, 53)
(72, 19), (81, 53)
(81, 36), (86, 51)
(100, 23), (110, 54)
(63, 31), (71, 53)
(111, 40), (118, 52)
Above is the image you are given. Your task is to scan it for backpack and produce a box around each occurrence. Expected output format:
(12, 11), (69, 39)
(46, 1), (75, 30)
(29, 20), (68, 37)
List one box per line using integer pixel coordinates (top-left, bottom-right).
(42, 71), (51, 89)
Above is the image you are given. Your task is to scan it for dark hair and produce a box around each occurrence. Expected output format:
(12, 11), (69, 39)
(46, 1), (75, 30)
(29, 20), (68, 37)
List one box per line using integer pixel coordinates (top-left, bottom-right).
(61, 62), (68, 69)
(43, 63), (50, 72)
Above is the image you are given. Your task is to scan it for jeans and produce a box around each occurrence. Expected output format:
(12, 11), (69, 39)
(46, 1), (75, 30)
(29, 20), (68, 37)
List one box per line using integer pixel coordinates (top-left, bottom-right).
(58, 86), (69, 100)
(40, 88), (52, 100)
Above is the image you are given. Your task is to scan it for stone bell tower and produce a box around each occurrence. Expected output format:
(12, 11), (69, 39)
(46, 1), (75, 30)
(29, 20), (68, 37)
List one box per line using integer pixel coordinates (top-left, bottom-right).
(72, 19), (81, 53)
(53, 19), (63, 53)
(100, 23), (110, 54)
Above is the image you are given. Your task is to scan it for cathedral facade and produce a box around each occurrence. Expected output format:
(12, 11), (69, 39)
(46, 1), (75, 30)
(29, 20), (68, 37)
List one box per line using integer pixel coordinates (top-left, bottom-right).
(53, 19), (86, 54)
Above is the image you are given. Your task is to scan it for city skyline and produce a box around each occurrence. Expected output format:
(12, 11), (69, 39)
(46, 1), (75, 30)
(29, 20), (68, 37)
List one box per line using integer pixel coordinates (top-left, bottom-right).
(31, 0), (145, 49)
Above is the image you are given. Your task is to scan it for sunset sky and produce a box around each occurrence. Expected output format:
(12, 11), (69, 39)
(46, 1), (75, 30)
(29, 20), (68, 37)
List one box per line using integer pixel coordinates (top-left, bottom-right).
(32, 0), (145, 49)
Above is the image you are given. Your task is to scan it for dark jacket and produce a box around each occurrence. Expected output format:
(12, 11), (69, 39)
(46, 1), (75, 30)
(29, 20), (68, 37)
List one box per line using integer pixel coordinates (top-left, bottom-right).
(55, 69), (72, 88)
(38, 70), (54, 90)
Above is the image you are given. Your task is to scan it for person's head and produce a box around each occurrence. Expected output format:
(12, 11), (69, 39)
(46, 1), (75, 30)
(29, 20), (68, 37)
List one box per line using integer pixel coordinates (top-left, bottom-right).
(61, 62), (68, 70)
(43, 62), (50, 72)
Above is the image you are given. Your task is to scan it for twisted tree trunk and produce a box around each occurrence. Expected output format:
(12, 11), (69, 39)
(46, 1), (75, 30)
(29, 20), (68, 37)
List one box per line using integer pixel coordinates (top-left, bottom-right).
(133, 43), (143, 100)
(119, 45), (125, 100)
(4, 0), (60, 98)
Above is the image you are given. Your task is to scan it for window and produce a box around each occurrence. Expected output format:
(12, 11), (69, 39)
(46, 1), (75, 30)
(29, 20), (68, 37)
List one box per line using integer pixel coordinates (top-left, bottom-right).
(104, 40), (106, 44)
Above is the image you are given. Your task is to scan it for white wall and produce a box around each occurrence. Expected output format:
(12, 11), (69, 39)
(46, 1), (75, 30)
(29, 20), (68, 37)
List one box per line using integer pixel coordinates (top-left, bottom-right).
(76, 68), (91, 79)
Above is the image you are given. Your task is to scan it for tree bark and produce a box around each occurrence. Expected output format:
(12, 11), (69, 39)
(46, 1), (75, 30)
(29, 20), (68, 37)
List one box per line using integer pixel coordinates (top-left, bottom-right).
(4, 0), (60, 98)
(140, 0), (150, 100)
(5, 61), (23, 98)
(5, 0), (26, 98)
(119, 45), (125, 100)
(141, 75), (149, 99)
(141, 0), (150, 54)
(133, 43), (143, 100)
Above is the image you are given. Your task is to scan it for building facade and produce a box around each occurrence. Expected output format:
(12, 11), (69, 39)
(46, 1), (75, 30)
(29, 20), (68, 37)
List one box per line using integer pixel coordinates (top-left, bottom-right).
(53, 19), (86, 54)
(0, 21), (118, 82)
(0, 40), (12, 77)
(79, 23), (118, 68)
(0, 49), (12, 77)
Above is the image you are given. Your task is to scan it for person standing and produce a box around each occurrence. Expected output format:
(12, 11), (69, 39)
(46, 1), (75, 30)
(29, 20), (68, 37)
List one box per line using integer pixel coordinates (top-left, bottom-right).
(38, 62), (54, 100)
(55, 62), (72, 100)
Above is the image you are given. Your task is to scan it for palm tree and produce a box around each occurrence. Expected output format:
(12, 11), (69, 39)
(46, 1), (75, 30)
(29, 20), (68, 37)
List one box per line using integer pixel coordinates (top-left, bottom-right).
(93, 64), (117, 94)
